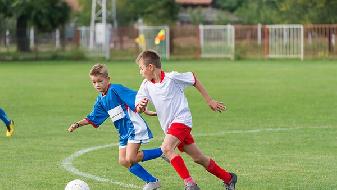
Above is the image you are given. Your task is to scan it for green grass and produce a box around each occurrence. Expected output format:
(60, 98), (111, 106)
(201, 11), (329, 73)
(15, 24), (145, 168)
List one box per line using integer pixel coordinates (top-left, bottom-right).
(0, 59), (337, 190)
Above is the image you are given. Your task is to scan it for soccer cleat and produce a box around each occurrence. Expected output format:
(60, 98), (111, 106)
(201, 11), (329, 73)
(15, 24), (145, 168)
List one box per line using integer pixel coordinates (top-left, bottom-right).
(185, 182), (200, 190)
(6, 120), (14, 137)
(224, 173), (237, 190)
(143, 180), (161, 190)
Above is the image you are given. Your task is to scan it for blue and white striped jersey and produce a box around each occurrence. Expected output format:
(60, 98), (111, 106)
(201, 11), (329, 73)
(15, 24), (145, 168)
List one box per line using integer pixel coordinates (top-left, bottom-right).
(86, 84), (153, 146)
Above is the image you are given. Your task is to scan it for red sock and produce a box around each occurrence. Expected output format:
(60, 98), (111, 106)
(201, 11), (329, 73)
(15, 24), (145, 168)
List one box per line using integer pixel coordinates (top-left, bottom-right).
(206, 159), (232, 183)
(170, 155), (191, 180)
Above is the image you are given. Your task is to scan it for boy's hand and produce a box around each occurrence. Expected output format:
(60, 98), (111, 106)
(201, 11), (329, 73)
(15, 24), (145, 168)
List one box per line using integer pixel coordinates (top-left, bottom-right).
(68, 122), (80, 132)
(136, 98), (149, 113)
(208, 99), (226, 112)
(144, 109), (157, 116)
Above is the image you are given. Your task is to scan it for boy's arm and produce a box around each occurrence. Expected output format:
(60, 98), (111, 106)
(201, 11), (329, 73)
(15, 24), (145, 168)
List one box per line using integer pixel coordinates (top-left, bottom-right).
(194, 76), (226, 112)
(68, 119), (89, 132)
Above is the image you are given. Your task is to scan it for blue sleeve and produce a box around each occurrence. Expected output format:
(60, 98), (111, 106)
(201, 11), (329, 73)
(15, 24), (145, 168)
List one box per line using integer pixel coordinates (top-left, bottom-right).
(112, 84), (137, 111)
(86, 97), (109, 128)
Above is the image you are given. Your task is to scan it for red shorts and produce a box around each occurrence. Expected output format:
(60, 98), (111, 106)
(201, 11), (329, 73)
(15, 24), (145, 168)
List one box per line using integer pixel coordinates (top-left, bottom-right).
(167, 123), (195, 152)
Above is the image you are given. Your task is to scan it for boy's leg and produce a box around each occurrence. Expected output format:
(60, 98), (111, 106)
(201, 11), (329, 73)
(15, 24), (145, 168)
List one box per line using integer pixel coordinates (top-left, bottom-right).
(0, 108), (11, 127)
(162, 134), (195, 185)
(125, 143), (159, 185)
(125, 143), (163, 163)
(0, 108), (14, 137)
(183, 143), (233, 184)
(141, 147), (163, 162)
(118, 147), (129, 168)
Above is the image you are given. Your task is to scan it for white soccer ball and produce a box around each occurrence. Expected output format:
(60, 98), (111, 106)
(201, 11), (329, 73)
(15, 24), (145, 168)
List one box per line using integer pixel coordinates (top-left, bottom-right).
(65, 179), (90, 190)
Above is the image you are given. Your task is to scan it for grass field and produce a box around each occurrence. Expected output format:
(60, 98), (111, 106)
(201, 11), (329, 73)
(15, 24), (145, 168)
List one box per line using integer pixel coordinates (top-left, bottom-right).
(0, 59), (337, 190)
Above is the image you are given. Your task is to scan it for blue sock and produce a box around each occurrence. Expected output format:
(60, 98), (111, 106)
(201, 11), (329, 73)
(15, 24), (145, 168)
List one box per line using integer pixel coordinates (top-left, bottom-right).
(129, 163), (157, 183)
(0, 108), (11, 127)
(142, 148), (163, 162)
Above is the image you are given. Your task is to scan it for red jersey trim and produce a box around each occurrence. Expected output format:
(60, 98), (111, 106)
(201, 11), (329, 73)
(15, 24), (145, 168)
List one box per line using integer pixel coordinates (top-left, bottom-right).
(192, 72), (197, 86)
(85, 118), (99, 128)
(150, 70), (165, 83)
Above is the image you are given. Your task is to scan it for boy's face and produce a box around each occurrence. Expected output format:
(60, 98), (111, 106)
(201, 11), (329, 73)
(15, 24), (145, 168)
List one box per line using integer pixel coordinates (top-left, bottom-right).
(138, 59), (154, 80)
(90, 74), (110, 93)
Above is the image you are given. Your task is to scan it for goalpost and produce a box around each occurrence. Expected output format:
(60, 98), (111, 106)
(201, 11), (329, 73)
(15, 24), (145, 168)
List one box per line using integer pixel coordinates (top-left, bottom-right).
(199, 25), (235, 60)
(266, 24), (304, 60)
(138, 26), (170, 59)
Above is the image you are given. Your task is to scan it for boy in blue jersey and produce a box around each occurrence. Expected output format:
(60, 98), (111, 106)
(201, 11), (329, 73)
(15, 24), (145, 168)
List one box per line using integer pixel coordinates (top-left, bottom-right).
(68, 64), (162, 190)
(0, 107), (15, 137)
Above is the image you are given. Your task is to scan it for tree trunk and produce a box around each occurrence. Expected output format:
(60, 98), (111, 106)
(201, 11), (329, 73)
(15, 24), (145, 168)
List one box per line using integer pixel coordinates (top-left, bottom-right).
(16, 15), (30, 52)
(60, 25), (66, 51)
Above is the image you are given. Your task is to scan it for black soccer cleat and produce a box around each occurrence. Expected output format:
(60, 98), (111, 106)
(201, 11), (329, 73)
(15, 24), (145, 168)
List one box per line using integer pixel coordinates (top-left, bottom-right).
(224, 172), (237, 190)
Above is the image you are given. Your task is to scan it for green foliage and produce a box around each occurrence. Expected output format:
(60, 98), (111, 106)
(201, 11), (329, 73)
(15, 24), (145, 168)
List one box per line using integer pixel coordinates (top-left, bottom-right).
(140, 0), (179, 25)
(235, 0), (280, 24)
(234, 0), (337, 24)
(0, 0), (71, 31)
(214, 0), (244, 12)
(75, 0), (179, 26)
(277, 0), (337, 24)
(74, 0), (91, 25)
(187, 7), (204, 25)
(31, 0), (71, 32)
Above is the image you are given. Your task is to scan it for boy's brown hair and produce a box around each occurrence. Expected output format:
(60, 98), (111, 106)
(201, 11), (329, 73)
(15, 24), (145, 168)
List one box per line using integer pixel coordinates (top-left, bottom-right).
(89, 64), (109, 77)
(136, 50), (161, 69)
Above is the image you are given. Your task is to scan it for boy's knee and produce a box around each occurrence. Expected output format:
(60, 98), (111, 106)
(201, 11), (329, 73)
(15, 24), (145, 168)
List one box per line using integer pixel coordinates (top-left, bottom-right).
(118, 158), (130, 168)
(161, 144), (174, 155)
(125, 157), (137, 165)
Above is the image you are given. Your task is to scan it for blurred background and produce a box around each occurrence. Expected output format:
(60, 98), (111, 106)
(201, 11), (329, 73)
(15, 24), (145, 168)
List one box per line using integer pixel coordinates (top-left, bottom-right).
(1, 0), (337, 61)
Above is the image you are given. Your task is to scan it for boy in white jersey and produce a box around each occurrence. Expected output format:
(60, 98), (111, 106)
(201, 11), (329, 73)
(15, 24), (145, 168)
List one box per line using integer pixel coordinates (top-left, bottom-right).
(135, 50), (237, 190)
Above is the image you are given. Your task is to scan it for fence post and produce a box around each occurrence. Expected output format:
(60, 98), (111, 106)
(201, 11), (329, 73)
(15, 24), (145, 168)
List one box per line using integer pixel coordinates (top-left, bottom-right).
(30, 27), (34, 49)
(56, 28), (60, 49)
(264, 25), (269, 59)
(257, 23), (262, 46)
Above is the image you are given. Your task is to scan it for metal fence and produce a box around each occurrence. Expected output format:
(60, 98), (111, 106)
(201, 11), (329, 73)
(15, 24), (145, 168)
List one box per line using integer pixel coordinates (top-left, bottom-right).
(1, 24), (337, 60)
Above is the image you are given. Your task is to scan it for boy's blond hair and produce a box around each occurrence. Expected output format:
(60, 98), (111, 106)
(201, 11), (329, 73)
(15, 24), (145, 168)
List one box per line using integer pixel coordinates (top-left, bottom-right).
(89, 64), (109, 77)
(136, 50), (161, 69)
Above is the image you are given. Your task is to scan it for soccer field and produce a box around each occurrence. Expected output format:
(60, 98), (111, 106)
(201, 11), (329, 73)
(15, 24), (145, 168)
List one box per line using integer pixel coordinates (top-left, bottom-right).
(0, 59), (336, 190)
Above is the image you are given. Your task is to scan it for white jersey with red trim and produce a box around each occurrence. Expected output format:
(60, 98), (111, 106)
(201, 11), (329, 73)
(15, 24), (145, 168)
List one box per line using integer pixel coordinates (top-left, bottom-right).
(136, 71), (196, 133)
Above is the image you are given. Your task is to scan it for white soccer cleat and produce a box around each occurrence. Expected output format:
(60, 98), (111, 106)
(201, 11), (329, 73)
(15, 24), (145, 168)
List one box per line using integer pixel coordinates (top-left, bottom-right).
(143, 180), (161, 190)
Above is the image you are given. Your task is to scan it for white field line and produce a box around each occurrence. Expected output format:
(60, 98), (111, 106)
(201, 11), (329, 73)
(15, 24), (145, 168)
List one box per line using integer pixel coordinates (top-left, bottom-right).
(194, 126), (333, 137)
(61, 126), (333, 188)
(61, 143), (141, 189)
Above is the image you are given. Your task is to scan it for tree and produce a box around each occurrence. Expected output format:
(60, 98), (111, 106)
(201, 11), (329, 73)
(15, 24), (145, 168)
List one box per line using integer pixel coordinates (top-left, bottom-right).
(74, 0), (179, 26)
(214, 0), (244, 12)
(277, 0), (337, 24)
(0, 0), (71, 52)
(139, 0), (179, 25)
(235, 0), (281, 24)
(234, 0), (337, 24)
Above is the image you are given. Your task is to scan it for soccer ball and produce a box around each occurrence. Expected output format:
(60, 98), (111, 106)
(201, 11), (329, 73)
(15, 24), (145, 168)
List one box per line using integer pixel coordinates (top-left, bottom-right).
(65, 179), (90, 190)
